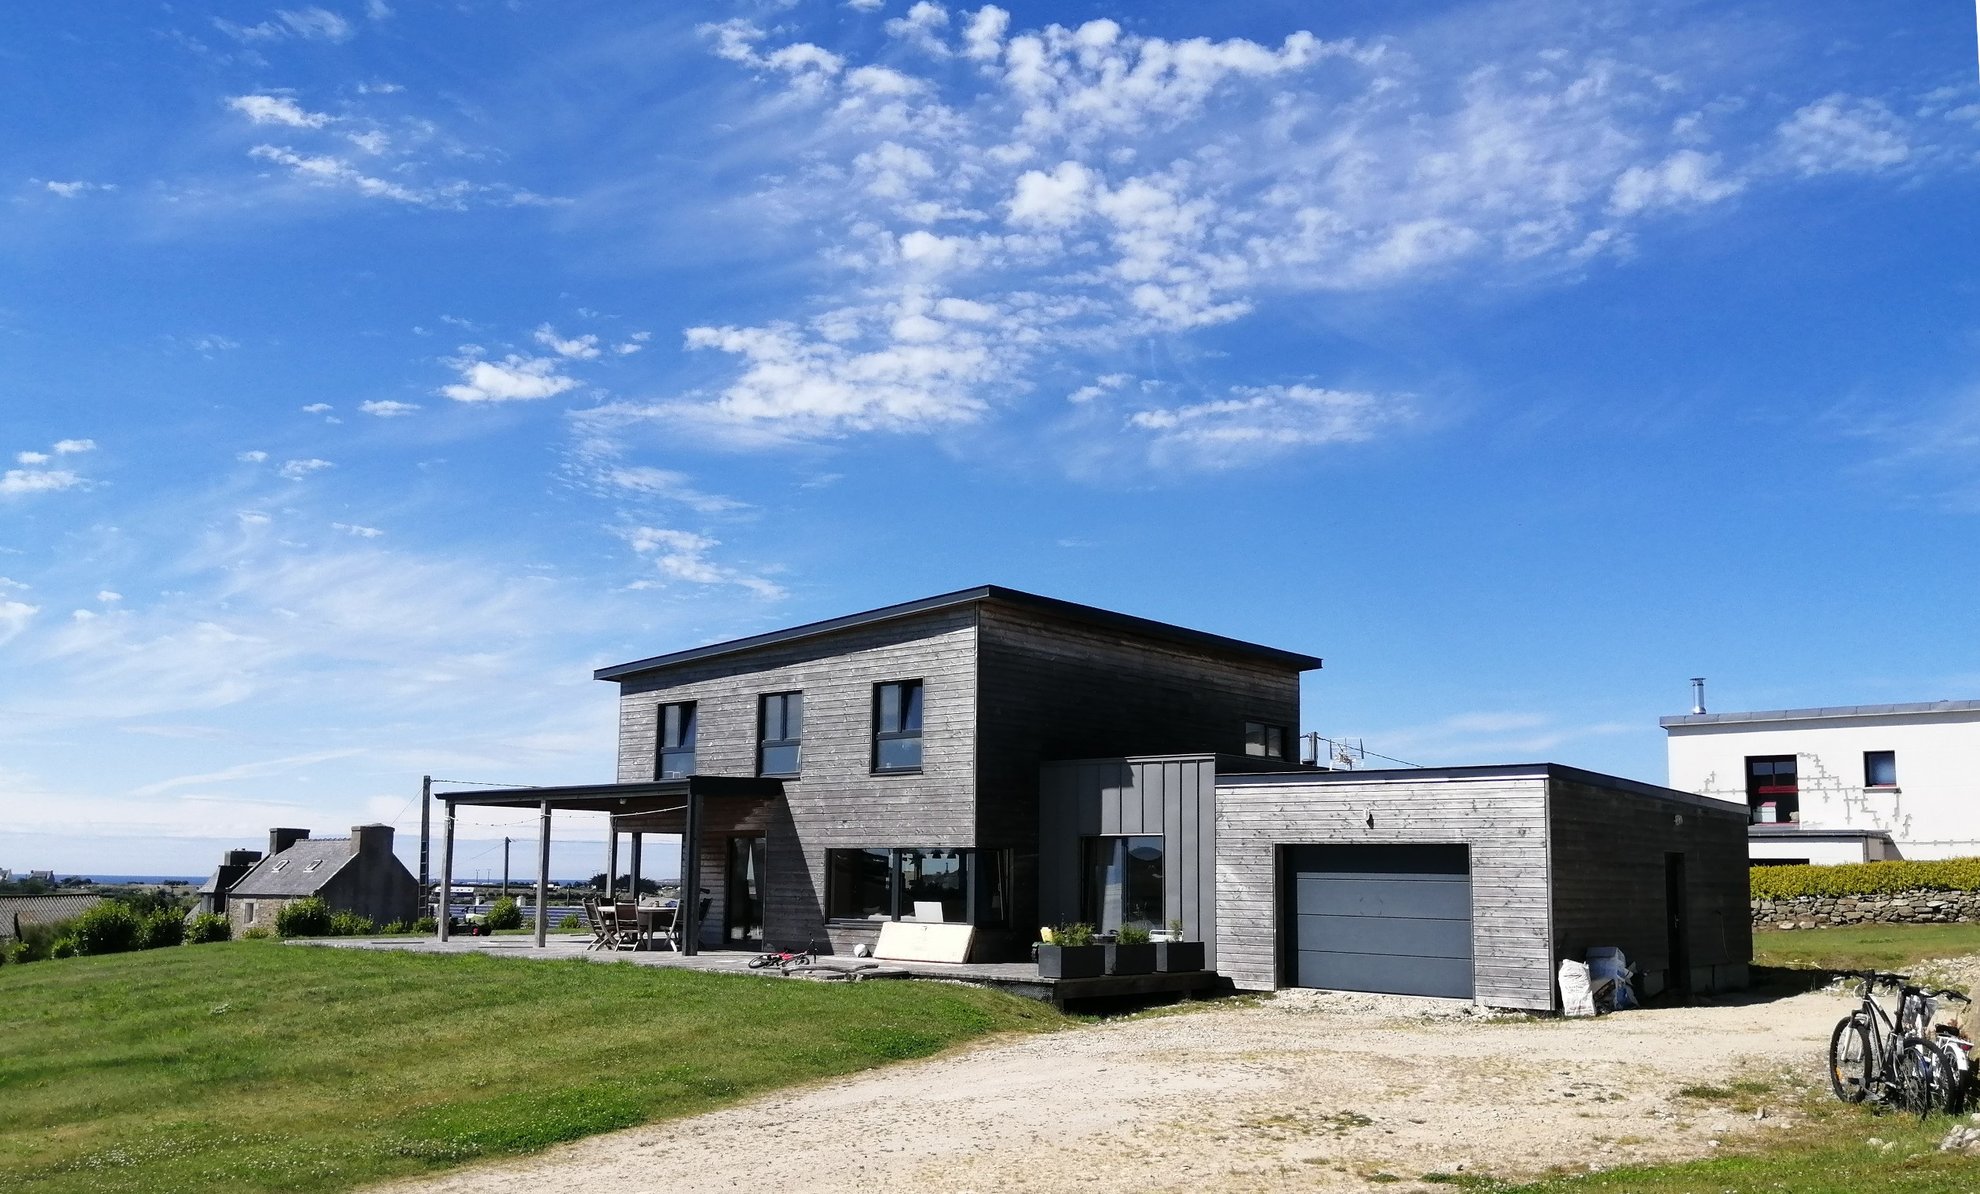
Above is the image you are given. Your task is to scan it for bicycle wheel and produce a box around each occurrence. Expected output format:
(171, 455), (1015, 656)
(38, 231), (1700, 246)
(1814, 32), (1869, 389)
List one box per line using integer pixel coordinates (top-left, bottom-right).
(1936, 1044), (1967, 1115)
(1829, 1017), (1875, 1103)
(1893, 1043), (1934, 1119)
(746, 954), (775, 969)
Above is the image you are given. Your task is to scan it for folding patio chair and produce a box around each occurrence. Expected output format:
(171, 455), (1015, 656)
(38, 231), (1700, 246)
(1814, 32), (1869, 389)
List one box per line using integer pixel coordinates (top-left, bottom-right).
(581, 897), (611, 951)
(611, 902), (641, 951)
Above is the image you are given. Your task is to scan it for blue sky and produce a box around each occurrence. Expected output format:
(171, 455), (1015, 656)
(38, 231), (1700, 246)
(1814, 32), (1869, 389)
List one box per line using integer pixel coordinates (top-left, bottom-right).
(3, 1), (1977, 877)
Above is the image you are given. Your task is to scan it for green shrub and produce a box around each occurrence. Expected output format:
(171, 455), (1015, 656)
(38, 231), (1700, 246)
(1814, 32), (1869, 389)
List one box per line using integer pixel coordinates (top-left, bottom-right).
(411, 915), (437, 934)
(1751, 857), (1980, 901)
(557, 913), (583, 932)
(137, 908), (186, 949)
(484, 897), (524, 931)
(50, 937), (77, 959)
(1116, 923), (1151, 945)
(377, 920), (409, 934)
(1051, 922), (1095, 947)
(329, 911), (376, 937)
(241, 926), (272, 940)
(185, 912), (231, 944)
(69, 902), (142, 956)
(275, 897), (334, 938)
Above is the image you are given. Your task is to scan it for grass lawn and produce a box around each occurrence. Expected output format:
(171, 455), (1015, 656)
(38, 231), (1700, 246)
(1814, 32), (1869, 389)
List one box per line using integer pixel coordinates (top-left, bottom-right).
(1753, 922), (1980, 975)
(0, 942), (1062, 1194)
(1475, 1077), (1975, 1193)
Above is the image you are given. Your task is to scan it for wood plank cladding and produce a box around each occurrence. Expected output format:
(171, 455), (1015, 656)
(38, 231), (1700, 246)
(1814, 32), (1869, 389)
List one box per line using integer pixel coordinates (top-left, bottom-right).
(1215, 775), (1554, 1008)
(1548, 776), (1752, 996)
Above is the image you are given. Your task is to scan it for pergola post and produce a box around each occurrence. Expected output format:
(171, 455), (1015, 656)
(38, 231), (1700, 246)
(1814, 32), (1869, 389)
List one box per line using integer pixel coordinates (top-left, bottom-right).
(437, 801), (455, 942)
(604, 819), (618, 901)
(629, 832), (643, 897)
(534, 801), (551, 948)
(681, 790), (702, 957)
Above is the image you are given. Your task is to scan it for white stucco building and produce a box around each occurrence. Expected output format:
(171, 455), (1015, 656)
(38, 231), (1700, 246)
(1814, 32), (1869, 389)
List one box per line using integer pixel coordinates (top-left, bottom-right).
(1662, 700), (1980, 865)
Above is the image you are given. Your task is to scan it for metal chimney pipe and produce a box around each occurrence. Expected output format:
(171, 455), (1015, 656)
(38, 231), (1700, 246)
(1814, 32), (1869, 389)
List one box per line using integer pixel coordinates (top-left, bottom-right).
(1690, 677), (1707, 715)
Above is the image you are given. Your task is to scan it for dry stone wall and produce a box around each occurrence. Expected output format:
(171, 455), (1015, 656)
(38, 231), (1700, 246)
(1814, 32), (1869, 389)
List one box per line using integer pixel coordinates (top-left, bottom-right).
(1752, 887), (1980, 929)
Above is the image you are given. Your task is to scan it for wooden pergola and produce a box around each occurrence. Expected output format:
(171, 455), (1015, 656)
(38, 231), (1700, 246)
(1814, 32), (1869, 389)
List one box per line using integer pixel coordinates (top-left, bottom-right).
(431, 776), (785, 954)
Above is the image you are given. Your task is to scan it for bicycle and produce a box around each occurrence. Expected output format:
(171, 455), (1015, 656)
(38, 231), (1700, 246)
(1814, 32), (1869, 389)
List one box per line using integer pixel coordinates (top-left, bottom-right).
(1828, 970), (1939, 1117)
(747, 937), (817, 971)
(1913, 985), (1974, 1114)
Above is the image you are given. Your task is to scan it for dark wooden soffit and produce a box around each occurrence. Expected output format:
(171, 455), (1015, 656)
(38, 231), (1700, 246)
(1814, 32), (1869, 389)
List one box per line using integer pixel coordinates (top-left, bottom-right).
(434, 776), (783, 814)
(593, 584), (1324, 682)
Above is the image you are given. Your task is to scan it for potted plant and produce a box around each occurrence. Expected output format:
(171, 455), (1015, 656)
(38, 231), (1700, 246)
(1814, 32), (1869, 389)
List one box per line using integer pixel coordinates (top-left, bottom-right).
(1154, 920), (1205, 973)
(1036, 922), (1104, 979)
(1105, 923), (1156, 975)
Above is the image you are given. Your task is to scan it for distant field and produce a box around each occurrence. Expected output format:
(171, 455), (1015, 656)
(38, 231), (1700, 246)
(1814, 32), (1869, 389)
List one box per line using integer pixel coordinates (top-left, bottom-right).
(0, 943), (1061, 1194)
(1753, 922), (1980, 974)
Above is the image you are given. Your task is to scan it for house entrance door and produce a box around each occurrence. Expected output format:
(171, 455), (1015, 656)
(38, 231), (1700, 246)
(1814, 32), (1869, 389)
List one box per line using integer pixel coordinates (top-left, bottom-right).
(725, 836), (765, 947)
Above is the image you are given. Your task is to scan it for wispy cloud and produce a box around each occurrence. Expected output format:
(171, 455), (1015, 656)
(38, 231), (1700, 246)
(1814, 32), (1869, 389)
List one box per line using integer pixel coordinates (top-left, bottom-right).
(358, 399), (420, 417)
(439, 349), (580, 402)
(278, 457), (333, 480)
(229, 93), (333, 129)
(620, 526), (784, 599)
(213, 7), (355, 45)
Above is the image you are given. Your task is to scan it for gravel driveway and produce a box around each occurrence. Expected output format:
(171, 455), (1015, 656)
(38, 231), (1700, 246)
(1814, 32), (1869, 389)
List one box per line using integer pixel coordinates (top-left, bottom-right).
(374, 980), (1857, 1194)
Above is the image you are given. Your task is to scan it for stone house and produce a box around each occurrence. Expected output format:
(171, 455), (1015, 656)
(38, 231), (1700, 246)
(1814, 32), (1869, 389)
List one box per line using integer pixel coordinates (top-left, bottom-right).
(226, 825), (419, 933)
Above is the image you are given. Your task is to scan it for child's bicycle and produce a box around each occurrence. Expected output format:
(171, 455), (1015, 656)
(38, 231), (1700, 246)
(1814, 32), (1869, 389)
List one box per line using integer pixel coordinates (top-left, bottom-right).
(747, 938), (817, 971)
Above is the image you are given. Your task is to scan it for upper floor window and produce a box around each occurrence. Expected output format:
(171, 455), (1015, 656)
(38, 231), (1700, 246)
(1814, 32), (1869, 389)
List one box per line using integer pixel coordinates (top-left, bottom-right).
(1243, 721), (1288, 760)
(758, 691), (803, 777)
(1745, 755), (1797, 824)
(658, 702), (697, 778)
(1865, 750), (1897, 788)
(874, 680), (924, 772)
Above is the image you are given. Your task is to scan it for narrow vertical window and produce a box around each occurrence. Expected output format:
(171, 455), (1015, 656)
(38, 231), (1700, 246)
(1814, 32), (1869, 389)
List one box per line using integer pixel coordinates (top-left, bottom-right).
(874, 680), (924, 772)
(758, 692), (803, 776)
(658, 701), (697, 778)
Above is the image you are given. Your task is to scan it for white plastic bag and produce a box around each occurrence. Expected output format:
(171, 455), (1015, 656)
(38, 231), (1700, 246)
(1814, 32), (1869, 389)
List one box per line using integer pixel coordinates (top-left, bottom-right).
(1558, 959), (1596, 1017)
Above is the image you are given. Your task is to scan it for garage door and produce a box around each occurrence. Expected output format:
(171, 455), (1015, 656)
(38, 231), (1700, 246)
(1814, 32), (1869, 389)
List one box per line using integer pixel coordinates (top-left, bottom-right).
(1286, 844), (1473, 999)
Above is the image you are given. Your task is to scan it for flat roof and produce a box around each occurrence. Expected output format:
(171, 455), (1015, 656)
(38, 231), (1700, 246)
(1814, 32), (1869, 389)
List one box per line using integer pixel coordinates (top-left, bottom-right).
(1216, 761), (1749, 816)
(433, 776), (784, 814)
(1660, 699), (1980, 729)
(594, 584), (1323, 682)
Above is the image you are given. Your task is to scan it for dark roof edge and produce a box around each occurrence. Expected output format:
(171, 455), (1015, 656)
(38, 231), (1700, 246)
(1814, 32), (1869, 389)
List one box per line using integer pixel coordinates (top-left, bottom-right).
(1662, 699), (1980, 727)
(434, 776), (784, 808)
(594, 585), (1323, 682)
(1216, 761), (1749, 816)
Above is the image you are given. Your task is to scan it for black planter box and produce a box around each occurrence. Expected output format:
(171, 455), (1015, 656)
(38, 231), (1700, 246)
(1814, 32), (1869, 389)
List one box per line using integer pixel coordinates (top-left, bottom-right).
(1104, 943), (1156, 975)
(1154, 941), (1205, 973)
(1037, 943), (1105, 979)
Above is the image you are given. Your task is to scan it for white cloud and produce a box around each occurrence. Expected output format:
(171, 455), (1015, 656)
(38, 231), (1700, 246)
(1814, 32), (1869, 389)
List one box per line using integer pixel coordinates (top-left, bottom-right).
(43, 180), (114, 198)
(599, 467), (748, 514)
(846, 0), (885, 10)
(53, 439), (95, 455)
(16, 451), (49, 465)
(0, 469), (82, 496)
(229, 94), (333, 129)
(1124, 384), (1410, 469)
(301, 403), (333, 413)
(1007, 160), (1095, 227)
(621, 526), (783, 598)
(332, 522), (384, 537)
(97, 591), (122, 603)
(215, 7), (353, 43)
(365, 0), (392, 20)
(0, 600), (37, 645)
(1068, 372), (1130, 404)
(1608, 149), (1743, 216)
(249, 144), (432, 205)
(533, 324), (602, 360)
(238, 450), (269, 463)
(1774, 94), (1911, 176)
(439, 351), (580, 403)
(278, 458), (333, 480)
(358, 399), (420, 417)
(884, 2), (951, 58)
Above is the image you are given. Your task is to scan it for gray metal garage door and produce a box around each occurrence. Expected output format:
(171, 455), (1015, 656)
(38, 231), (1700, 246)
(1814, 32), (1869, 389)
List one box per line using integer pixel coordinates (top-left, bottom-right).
(1286, 844), (1474, 999)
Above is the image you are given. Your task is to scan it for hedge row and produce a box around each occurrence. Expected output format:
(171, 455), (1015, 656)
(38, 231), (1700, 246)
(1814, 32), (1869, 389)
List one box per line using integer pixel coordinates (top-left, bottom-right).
(1751, 857), (1980, 901)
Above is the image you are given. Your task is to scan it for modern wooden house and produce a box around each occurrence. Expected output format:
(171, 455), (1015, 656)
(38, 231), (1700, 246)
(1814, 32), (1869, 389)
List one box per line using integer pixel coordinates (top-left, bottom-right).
(442, 586), (1317, 959)
(437, 585), (1752, 1008)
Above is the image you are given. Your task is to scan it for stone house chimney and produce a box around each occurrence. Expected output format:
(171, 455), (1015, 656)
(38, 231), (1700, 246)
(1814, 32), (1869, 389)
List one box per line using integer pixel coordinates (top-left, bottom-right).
(349, 824), (394, 858)
(269, 827), (309, 856)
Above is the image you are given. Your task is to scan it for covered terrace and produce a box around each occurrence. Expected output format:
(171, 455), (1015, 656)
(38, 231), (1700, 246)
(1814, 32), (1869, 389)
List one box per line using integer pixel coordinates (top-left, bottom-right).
(432, 776), (783, 954)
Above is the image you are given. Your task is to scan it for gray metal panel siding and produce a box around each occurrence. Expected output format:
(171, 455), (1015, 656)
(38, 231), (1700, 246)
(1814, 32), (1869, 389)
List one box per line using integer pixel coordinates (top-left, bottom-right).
(1038, 755), (1221, 965)
(1546, 775), (1752, 994)
(612, 607), (979, 950)
(1215, 777), (1553, 1009)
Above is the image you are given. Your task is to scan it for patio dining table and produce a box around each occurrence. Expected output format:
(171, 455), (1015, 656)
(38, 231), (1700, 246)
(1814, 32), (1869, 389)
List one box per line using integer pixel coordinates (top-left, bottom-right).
(629, 901), (680, 951)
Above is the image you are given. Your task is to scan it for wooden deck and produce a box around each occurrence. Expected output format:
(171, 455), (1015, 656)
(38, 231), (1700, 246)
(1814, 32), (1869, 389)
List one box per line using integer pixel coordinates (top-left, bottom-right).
(299, 937), (1224, 1008)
